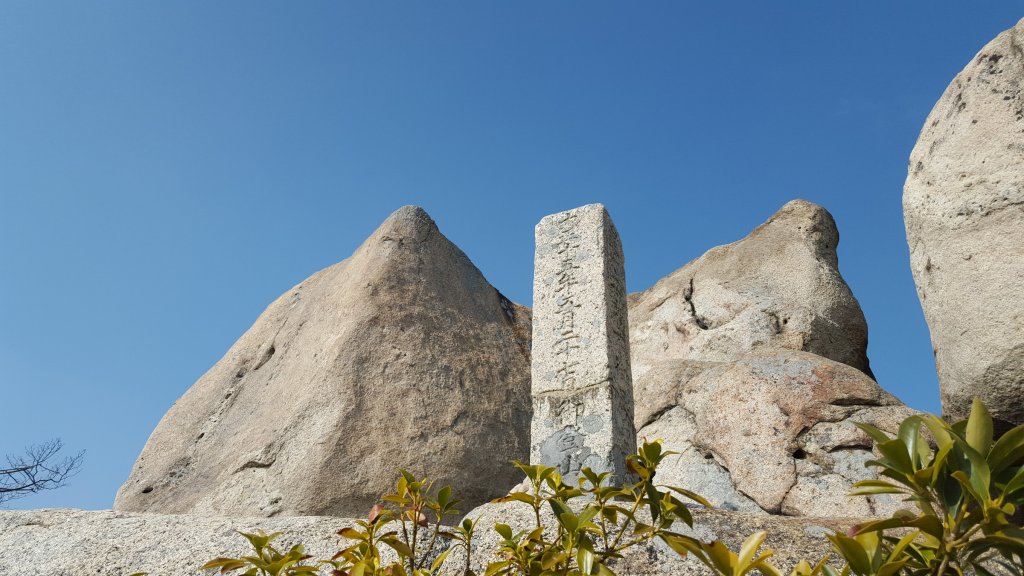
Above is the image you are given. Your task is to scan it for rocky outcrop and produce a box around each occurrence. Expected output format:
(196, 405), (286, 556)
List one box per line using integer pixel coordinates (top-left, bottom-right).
(628, 200), (872, 382)
(626, 200), (906, 517)
(114, 206), (532, 518)
(0, 507), (856, 576)
(634, 351), (916, 517)
(904, 18), (1024, 431)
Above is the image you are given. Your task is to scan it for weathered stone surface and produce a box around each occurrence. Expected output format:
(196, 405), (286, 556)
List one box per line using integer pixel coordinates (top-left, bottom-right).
(115, 206), (532, 518)
(531, 204), (636, 485)
(634, 351), (918, 517)
(903, 18), (1024, 430)
(442, 500), (856, 576)
(0, 508), (362, 576)
(638, 404), (762, 514)
(628, 200), (872, 382)
(0, 506), (856, 576)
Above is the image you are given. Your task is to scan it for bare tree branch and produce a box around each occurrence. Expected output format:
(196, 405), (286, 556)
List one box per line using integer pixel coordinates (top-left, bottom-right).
(1, 439), (84, 503)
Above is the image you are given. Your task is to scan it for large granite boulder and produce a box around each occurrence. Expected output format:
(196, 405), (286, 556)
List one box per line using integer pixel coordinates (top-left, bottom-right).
(634, 351), (916, 517)
(628, 200), (872, 382)
(904, 18), (1024, 431)
(626, 199), (906, 517)
(114, 206), (532, 518)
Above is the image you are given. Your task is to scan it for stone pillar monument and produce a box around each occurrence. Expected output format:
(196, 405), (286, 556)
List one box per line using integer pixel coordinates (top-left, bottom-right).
(531, 203), (636, 485)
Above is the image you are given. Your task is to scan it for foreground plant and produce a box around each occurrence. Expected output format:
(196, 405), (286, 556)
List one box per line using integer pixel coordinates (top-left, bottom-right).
(843, 398), (1024, 576)
(727, 399), (1024, 576)
(484, 440), (780, 576)
(191, 399), (1023, 576)
(200, 471), (471, 576)
(201, 531), (319, 575)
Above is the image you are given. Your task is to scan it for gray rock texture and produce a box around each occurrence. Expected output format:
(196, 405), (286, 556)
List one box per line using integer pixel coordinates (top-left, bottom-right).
(114, 206), (532, 518)
(625, 199), (908, 517)
(634, 351), (917, 517)
(442, 500), (856, 576)
(0, 507), (855, 576)
(627, 200), (872, 382)
(0, 508), (360, 576)
(531, 204), (636, 485)
(903, 18), (1024, 430)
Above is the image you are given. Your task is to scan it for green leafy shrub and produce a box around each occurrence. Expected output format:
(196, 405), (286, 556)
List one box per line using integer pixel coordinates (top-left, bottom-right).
(200, 531), (319, 575)
(729, 397), (1024, 576)
(190, 399), (1023, 576)
(840, 398), (1024, 576)
(199, 471), (472, 576)
(475, 401), (1024, 576)
(483, 441), (741, 576)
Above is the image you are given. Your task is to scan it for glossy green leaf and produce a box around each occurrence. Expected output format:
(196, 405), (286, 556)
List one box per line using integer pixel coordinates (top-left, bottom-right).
(820, 564), (841, 576)
(493, 492), (536, 506)
(737, 531), (767, 572)
(548, 498), (572, 520)
(989, 425), (1024, 474)
(658, 533), (700, 558)
(854, 422), (893, 445)
(578, 547), (595, 575)
(494, 524), (513, 540)
(888, 530), (921, 562)
(381, 535), (413, 559)
(929, 442), (954, 486)
(557, 512), (579, 532)
(849, 480), (906, 496)
(577, 506), (598, 525)
(200, 557), (248, 571)
(919, 414), (954, 449)
(955, 444), (992, 504)
(1003, 465), (1024, 496)
(704, 540), (736, 576)
(338, 527), (363, 540)
(898, 417), (924, 470)
(663, 485), (713, 508)
(239, 531), (282, 553)
(967, 398), (994, 456)
(437, 485), (452, 508)
(876, 438), (916, 476)
(874, 559), (908, 576)
(828, 534), (870, 576)
(754, 560), (784, 576)
(431, 547), (454, 572)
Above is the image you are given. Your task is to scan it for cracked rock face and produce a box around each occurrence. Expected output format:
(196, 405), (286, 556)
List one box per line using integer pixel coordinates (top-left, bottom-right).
(904, 18), (1024, 431)
(635, 351), (917, 517)
(628, 200), (872, 383)
(627, 199), (907, 517)
(114, 206), (532, 517)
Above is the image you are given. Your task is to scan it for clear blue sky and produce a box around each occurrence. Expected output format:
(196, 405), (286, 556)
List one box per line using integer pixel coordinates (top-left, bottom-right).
(2, 2), (1022, 510)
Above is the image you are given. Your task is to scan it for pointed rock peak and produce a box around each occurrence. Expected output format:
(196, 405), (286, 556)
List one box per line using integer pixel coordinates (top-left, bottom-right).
(772, 199), (833, 226)
(752, 200), (840, 261)
(114, 203), (532, 518)
(372, 205), (438, 244)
